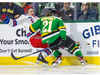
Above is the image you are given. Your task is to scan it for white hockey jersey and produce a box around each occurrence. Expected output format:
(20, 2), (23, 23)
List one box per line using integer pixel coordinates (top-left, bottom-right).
(8, 14), (39, 40)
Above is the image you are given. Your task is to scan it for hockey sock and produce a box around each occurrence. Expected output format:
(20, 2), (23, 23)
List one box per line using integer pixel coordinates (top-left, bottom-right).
(74, 50), (83, 56)
(71, 43), (83, 56)
(53, 50), (61, 58)
(41, 49), (52, 58)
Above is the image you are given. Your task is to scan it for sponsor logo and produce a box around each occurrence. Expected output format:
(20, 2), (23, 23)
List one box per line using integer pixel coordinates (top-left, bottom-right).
(86, 51), (99, 55)
(16, 28), (26, 37)
(82, 25), (100, 39)
(0, 39), (29, 45)
(82, 25), (100, 48)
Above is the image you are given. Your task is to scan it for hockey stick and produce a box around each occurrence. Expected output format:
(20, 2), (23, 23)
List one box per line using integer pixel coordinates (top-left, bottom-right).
(11, 42), (61, 60)
(11, 48), (48, 60)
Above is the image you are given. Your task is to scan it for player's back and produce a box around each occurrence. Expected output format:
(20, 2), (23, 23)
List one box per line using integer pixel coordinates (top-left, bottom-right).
(38, 16), (64, 44)
(40, 16), (61, 34)
(30, 16), (65, 44)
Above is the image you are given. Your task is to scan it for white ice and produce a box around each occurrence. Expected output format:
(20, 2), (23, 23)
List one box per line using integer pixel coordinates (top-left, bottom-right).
(0, 63), (100, 74)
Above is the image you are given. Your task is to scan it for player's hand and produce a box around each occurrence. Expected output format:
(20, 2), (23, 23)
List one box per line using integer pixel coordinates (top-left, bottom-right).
(1, 14), (10, 24)
(14, 14), (19, 19)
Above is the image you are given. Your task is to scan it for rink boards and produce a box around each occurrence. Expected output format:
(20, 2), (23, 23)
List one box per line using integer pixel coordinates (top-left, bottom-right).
(0, 56), (100, 65)
(0, 21), (100, 65)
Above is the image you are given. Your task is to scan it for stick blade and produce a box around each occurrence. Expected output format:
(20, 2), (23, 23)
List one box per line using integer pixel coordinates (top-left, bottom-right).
(11, 52), (19, 60)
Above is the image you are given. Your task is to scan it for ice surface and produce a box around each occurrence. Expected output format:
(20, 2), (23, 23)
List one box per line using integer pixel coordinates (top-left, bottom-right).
(0, 63), (100, 74)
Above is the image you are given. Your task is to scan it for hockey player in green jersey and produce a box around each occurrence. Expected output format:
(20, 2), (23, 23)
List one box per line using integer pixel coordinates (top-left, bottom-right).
(29, 9), (87, 67)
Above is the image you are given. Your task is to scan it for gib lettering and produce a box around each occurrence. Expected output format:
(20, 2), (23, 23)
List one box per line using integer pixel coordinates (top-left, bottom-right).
(82, 25), (100, 48)
(82, 25), (100, 39)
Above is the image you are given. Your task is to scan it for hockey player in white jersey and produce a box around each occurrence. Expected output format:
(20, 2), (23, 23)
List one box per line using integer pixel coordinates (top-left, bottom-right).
(1, 5), (52, 65)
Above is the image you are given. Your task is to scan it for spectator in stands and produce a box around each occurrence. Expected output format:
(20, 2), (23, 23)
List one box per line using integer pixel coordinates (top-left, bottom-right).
(0, 2), (24, 19)
(0, 2), (6, 22)
(90, 2), (99, 20)
(0, 2), (2, 6)
(77, 2), (82, 12)
(31, 2), (39, 16)
(55, 2), (63, 12)
(90, 2), (98, 13)
(58, 2), (74, 21)
(14, 2), (27, 9)
(77, 2), (96, 21)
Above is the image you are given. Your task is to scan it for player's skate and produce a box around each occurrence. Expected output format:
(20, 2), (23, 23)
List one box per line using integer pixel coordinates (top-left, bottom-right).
(52, 53), (62, 67)
(77, 55), (87, 65)
(36, 52), (48, 65)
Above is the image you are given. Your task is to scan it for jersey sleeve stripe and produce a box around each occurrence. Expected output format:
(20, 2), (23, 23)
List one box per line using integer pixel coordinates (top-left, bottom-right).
(27, 32), (34, 38)
(58, 26), (66, 30)
(13, 19), (17, 27)
(60, 29), (66, 31)
(41, 30), (58, 38)
(30, 24), (36, 32)
(42, 31), (60, 41)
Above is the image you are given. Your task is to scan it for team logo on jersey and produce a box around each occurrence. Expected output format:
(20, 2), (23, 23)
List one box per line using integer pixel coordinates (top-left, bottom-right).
(29, 17), (34, 23)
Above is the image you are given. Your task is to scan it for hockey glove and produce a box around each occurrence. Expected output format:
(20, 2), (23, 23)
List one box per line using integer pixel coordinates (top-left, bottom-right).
(58, 39), (66, 47)
(1, 14), (10, 24)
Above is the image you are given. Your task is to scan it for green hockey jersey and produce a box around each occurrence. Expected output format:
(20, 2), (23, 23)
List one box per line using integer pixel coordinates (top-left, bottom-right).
(30, 16), (66, 44)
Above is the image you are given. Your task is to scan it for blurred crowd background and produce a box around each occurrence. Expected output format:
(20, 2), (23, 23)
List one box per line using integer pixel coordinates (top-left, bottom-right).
(0, 2), (100, 22)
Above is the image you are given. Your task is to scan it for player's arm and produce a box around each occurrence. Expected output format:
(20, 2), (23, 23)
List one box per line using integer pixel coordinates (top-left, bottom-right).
(57, 18), (66, 40)
(28, 19), (41, 41)
(29, 19), (41, 33)
(8, 15), (30, 27)
(1, 14), (27, 27)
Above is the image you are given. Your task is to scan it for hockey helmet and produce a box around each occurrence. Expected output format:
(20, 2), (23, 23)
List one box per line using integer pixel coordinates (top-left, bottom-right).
(24, 5), (33, 14)
(47, 9), (57, 14)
